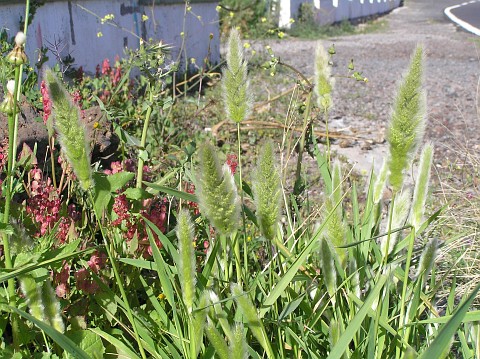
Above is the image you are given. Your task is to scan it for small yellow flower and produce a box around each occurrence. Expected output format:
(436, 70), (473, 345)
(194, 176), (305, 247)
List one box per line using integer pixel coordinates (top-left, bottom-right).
(261, 17), (267, 23)
(187, 6), (192, 11)
(216, 5), (221, 12)
(190, 57), (196, 64)
(277, 31), (285, 39)
(243, 42), (251, 49)
(158, 293), (166, 300)
(93, 121), (100, 129)
(197, 15), (202, 21)
(289, 18), (295, 24)
(180, 31), (185, 37)
(142, 14), (149, 22)
(101, 13), (115, 24)
(229, 11), (234, 18)
(97, 32), (103, 38)
(251, 50), (256, 55)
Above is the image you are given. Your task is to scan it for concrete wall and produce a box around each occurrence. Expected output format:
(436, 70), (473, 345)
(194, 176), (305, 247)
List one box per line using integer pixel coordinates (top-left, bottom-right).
(279, 0), (402, 28)
(0, 0), (220, 74)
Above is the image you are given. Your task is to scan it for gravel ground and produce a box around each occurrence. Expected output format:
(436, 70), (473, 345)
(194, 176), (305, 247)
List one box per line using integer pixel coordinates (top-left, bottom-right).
(251, 0), (480, 179)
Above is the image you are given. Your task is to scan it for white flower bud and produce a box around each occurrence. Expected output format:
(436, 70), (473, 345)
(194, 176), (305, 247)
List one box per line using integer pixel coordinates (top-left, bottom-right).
(15, 32), (26, 46)
(6, 80), (16, 95)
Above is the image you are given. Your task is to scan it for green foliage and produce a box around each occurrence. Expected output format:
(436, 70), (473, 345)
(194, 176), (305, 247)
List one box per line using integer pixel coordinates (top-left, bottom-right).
(1, 9), (477, 359)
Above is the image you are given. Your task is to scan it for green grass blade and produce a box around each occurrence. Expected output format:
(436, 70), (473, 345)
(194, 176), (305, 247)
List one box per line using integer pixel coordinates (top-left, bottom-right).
(89, 328), (141, 359)
(418, 282), (480, 359)
(143, 182), (197, 203)
(9, 306), (90, 358)
(260, 220), (326, 315)
(327, 275), (387, 359)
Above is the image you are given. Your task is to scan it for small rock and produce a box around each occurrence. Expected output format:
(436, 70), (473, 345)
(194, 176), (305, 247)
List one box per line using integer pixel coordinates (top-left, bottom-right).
(339, 139), (355, 148)
(361, 141), (372, 151)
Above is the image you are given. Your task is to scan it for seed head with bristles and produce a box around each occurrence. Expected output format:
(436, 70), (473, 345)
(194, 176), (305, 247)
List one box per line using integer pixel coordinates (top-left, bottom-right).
(416, 237), (438, 284)
(387, 46), (427, 192)
(231, 283), (272, 356)
(410, 144), (434, 231)
(45, 69), (92, 191)
(222, 28), (252, 124)
(176, 209), (196, 313)
(196, 143), (240, 236)
(252, 140), (282, 241)
(314, 42), (334, 113)
(381, 189), (412, 256)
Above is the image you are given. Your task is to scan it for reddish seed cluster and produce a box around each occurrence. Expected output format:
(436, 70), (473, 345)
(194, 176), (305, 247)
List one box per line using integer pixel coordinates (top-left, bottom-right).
(53, 261), (70, 298)
(26, 168), (61, 237)
(226, 154), (238, 174)
(55, 204), (80, 244)
(186, 182), (200, 215)
(0, 138), (7, 171)
(112, 193), (168, 258)
(53, 249), (108, 297)
(40, 80), (52, 125)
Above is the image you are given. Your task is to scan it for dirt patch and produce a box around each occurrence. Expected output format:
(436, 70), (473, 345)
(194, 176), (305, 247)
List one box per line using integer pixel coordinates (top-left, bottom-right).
(249, 0), (480, 179)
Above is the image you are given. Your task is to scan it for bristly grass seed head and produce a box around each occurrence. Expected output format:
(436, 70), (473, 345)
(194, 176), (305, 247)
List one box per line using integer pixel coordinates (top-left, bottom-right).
(410, 144), (434, 231)
(45, 69), (92, 191)
(229, 323), (248, 359)
(387, 46), (426, 192)
(223, 28), (252, 124)
(196, 142), (240, 236)
(314, 42), (334, 112)
(416, 237), (438, 284)
(176, 209), (196, 313)
(252, 140), (282, 241)
(231, 283), (271, 356)
(381, 189), (412, 256)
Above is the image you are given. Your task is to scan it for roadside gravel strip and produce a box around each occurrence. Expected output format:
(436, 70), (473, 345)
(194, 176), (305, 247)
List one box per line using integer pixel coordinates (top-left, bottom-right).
(254, 0), (480, 176)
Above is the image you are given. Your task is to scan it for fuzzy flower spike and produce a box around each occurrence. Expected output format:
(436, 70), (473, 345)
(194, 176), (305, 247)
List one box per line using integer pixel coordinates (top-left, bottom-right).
(252, 140), (282, 241)
(196, 142), (240, 236)
(45, 69), (92, 190)
(314, 42), (334, 113)
(222, 28), (252, 124)
(387, 46), (426, 192)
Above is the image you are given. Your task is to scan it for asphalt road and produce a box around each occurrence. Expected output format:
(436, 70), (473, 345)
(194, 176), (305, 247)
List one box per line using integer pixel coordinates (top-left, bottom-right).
(444, 0), (480, 35)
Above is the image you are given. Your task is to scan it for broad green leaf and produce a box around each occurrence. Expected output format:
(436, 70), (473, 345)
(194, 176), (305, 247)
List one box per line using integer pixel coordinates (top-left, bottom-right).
(92, 171), (135, 215)
(65, 330), (105, 359)
(124, 187), (153, 201)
